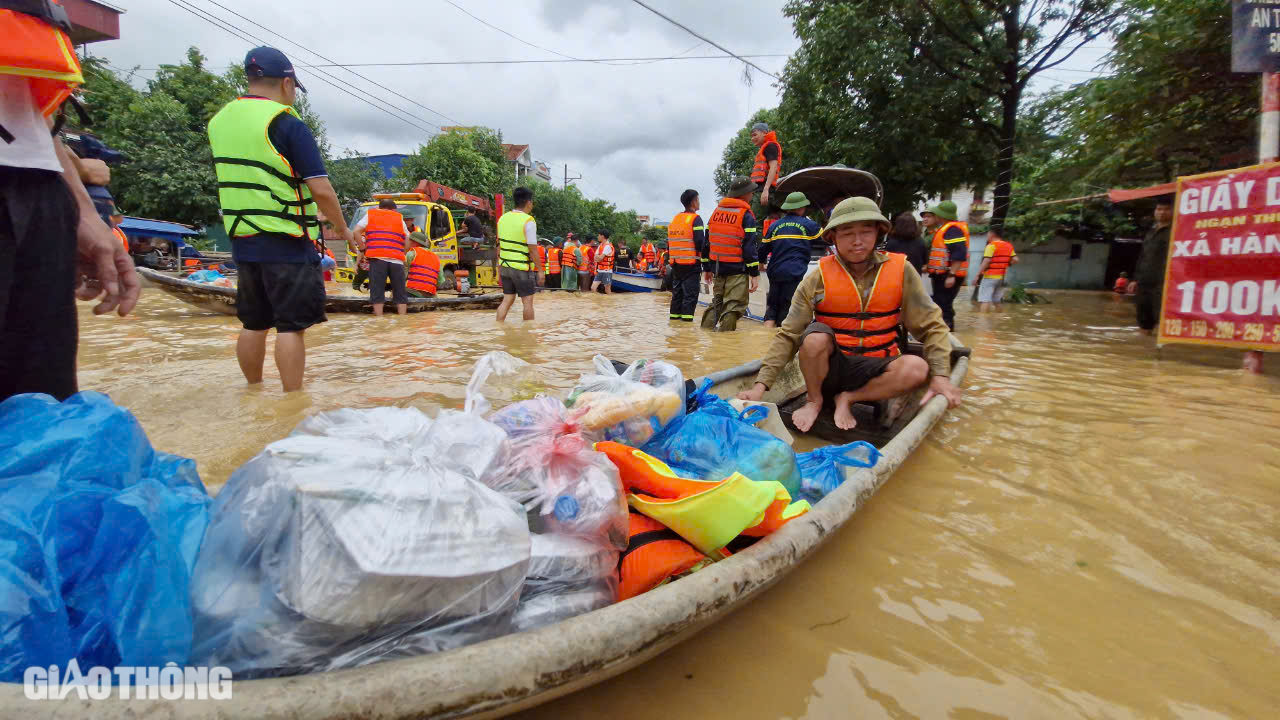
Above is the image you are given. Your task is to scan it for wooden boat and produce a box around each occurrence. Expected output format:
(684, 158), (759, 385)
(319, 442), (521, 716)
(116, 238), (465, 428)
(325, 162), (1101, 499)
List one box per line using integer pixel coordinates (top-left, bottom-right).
(136, 267), (504, 315)
(609, 269), (664, 293)
(5, 337), (969, 719)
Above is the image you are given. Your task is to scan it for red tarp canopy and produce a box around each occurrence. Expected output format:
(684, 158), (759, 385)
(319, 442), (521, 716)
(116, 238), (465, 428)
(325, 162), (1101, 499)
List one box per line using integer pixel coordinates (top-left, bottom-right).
(1108, 182), (1176, 203)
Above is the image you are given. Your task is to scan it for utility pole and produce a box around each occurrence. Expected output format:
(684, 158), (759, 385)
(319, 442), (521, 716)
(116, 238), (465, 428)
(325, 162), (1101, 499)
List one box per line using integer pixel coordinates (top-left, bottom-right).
(564, 164), (581, 190)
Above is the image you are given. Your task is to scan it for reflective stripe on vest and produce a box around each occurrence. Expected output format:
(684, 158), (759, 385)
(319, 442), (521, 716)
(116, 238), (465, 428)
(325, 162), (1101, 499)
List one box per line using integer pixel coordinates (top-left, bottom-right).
(708, 198), (751, 264)
(925, 221), (970, 277)
(363, 208), (407, 262)
(406, 248), (440, 293)
(497, 210), (534, 270)
(562, 242), (578, 270)
(985, 239), (1014, 278)
(208, 98), (318, 242)
(547, 247), (562, 274)
(815, 253), (905, 358)
(750, 133), (781, 187)
(667, 212), (699, 264)
(0, 6), (83, 117)
(596, 241), (615, 271)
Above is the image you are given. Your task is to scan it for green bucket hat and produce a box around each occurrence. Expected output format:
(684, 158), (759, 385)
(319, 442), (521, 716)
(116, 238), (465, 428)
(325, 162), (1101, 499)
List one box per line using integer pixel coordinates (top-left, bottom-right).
(408, 230), (430, 247)
(924, 200), (958, 222)
(822, 196), (890, 234)
(780, 191), (810, 210)
(727, 176), (758, 197)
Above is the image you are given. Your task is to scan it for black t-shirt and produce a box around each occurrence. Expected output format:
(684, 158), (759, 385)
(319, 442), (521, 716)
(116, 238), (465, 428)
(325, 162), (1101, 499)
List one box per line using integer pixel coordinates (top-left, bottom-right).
(762, 142), (780, 163)
(463, 215), (483, 238)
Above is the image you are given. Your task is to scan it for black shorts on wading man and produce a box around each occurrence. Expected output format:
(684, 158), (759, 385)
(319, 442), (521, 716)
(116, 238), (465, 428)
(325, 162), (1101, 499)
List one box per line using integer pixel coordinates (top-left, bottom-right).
(801, 321), (895, 399)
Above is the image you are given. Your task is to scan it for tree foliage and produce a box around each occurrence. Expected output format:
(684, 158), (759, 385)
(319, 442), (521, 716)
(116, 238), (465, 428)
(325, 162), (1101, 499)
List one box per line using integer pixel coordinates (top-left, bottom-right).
(510, 178), (641, 248)
(389, 127), (508, 197)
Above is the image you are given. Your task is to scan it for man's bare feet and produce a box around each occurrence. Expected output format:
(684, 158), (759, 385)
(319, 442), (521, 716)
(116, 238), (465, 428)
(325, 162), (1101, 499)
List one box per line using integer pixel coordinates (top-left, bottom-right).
(792, 398), (823, 432)
(833, 392), (858, 430)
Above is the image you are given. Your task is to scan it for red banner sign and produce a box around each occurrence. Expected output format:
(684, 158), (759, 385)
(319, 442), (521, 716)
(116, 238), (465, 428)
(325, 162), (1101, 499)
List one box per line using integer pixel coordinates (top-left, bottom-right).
(1159, 162), (1280, 350)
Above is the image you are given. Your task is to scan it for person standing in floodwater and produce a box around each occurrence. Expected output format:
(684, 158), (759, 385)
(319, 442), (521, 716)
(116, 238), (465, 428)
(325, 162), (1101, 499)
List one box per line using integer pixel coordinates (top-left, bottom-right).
(495, 185), (543, 322)
(1133, 196), (1173, 335)
(207, 47), (352, 393)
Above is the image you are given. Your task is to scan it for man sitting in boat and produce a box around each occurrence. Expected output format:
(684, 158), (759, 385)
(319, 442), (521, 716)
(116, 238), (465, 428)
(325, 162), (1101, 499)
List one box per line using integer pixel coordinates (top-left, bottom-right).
(737, 196), (963, 431)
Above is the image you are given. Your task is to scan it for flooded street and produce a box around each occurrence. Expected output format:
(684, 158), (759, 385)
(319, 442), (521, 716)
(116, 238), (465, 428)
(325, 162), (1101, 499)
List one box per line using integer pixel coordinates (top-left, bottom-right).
(77, 288), (1279, 719)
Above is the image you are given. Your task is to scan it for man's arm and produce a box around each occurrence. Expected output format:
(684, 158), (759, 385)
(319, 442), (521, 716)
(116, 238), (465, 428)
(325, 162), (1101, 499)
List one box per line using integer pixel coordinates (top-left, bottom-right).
(524, 220), (543, 273)
(899, 264), (962, 406)
(738, 270), (821, 399)
(304, 177), (351, 250)
(56, 140), (139, 317)
(743, 211), (760, 279)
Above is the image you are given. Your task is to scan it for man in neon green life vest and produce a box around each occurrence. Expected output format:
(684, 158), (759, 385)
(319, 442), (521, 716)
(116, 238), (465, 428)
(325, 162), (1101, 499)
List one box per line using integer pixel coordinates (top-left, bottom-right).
(207, 47), (352, 392)
(495, 185), (545, 322)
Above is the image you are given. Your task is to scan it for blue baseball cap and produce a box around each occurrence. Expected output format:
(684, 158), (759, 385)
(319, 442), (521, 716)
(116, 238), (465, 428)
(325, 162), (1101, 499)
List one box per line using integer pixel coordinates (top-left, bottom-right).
(244, 46), (306, 93)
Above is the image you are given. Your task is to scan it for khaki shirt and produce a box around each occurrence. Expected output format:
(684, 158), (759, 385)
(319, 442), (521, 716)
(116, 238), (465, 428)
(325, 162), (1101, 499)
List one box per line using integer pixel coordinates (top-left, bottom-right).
(755, 251), (952, 388)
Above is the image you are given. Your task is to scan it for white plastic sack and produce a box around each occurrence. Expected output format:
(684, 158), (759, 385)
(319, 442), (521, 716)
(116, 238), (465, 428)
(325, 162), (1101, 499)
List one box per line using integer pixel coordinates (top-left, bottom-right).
(513, 534), (618, 633)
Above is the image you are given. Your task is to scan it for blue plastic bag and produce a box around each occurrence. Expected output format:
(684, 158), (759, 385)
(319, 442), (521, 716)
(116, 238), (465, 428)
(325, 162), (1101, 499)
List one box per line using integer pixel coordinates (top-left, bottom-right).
(642, 381), (802, 497)
(0, 392), (211, 682)
(795, 441), (881, 504)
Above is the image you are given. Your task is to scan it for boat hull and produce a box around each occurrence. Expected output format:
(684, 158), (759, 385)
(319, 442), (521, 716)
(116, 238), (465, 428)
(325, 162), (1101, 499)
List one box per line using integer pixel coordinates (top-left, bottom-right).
(0, 343), (969, 720)
(609, 270), (663, 292)
(136, 267), (504, 315)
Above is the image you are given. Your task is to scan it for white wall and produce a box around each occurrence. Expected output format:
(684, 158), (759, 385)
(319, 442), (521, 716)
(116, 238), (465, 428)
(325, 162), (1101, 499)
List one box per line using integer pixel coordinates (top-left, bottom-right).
(966, 233), (1109, 289)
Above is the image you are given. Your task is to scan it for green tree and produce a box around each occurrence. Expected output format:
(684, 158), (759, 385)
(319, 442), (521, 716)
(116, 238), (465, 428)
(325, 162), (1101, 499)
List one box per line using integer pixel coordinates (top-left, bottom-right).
(781, 0), (1124, 227)
(327, 150), (382, 208)
(714, 108), (779, 197)
(390, 127), (507, 196)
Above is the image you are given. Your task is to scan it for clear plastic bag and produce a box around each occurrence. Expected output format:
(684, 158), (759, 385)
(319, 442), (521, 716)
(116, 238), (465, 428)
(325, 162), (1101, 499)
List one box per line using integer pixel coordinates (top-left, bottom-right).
(513, 534), (618, 633)
(642, 380), (803, 497)
(464, 350), (552, 417)
(567, 356), (685, 446)
(795, 441), (881, 504)
(292, 406), (434, 448)
(0, 392), (211, 681)
(189, 428), (530, 677)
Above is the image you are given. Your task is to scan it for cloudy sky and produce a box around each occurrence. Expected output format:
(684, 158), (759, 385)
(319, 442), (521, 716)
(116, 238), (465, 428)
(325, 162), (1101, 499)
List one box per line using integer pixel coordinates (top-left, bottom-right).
(91, 0), (1106, 219)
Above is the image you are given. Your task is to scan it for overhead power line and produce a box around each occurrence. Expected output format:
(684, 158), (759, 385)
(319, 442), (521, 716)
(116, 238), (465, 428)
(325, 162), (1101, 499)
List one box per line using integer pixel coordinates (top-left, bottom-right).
(200, 0), (460, 127)
(165, 0), (438, 137)
(303, 54), (789, 68)
(627, 0), (781, 81)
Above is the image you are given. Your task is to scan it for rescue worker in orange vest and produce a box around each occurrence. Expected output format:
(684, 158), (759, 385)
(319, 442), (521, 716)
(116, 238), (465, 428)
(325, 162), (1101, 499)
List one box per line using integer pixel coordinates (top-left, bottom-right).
(404, 230), (440, 297)
(668, 189), (708, 321)
(591, 231), (616, 294)
(561, 234), (579, 291)
(977, 226), (1018, 312)
(354, 198), (410, 316)
(1, 0), (141, 401)
(921, 200), (969, 330)
(545, 238), (562, 289)
(749, 122), (783, 208)
(535, 241), (548, 286)
(637, 239), (658, 272)
(108, 209), (129, 254)
(700, 177), (761, 332)
(737, 196), (962, 432)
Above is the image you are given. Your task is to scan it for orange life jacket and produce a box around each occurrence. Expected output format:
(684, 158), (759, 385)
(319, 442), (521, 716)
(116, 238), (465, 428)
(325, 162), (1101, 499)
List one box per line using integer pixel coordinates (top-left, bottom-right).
(406, 247), (440, 294)
(547, 247), (561, 274)
(750, 132), (781, 188)
(595, 241), (615, 271)
(639, 242), (657, 269)
(925, 221), (970, 277)
(667, 212), (699, 265)
(363, 208), (407, 262)
(113, 226), (129, 253)
(1113, 276), (1128, 293)
(815, 253), (905, 358)
(0, 3), (83, 118)
(536, 245), (547, 267)
(619, 512), (711, 601)
(708, 198), (751, 264)
(562, 242), (578, 270)
(984, 239), (1014, 279)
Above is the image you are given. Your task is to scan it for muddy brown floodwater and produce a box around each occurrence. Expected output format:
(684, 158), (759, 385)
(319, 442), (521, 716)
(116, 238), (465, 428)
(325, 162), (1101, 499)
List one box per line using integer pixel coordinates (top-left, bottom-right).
(76, 287), (1278, 719)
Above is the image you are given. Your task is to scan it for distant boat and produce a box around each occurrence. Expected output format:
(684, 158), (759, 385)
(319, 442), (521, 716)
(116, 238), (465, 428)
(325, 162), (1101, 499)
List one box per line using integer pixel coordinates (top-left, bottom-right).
(136, 267), (503, 315)
(609, 269), (664, 292)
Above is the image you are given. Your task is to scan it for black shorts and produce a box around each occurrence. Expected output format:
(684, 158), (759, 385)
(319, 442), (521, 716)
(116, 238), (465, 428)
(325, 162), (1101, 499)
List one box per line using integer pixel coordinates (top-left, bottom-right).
(0, 167), (79, 401)
(500, 266), (536, 297)
(367, 258), (408, 305)
(236, 260), (326, 333)
(801, 322), (895, 398)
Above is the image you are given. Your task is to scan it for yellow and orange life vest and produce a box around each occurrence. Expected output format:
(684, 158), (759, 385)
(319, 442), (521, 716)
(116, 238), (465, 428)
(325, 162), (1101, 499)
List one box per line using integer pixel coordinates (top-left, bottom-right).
(707, 198), (751, 264)
(406, 247), (440, 294)
(750, 132), (782, 188)
(561, 241), (578, 271)
(984, 238), (1014, 279)
(595, 241), (615, 272)
(363, 208), (407, 263)
(1, 3), (83, 119)
(667, 212), (699, 265)
(925, 221), (970, 277)
(619, 512), (711, 601)
(814, 253), (905, 358)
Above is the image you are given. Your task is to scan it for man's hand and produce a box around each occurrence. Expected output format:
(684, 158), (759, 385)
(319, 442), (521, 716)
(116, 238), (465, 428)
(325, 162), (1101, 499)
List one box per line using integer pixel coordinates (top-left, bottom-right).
(76, 216), (140, 316)
(78, 158), (111, 187)
(760, 189), (770, 208)
(749, 276), (759, 293)
(944, 275), (957, 289)
(920, 375), (962, 409)
(703, 271), (713, 284)
(736, 383), (766, 402)
(338, 226), (354, 250)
